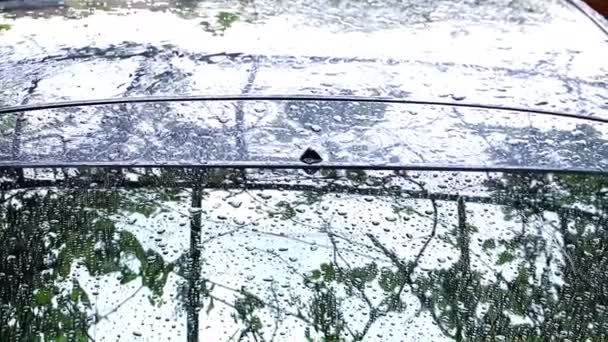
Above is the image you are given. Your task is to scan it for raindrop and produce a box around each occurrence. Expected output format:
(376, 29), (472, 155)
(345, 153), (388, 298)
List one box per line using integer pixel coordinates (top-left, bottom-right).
(309, 124), (322, 132)
(189, 207), (202, 214)
(253, 103), (266, 113)
(216, 116), (230, 124)
(228, 201), (242, 208)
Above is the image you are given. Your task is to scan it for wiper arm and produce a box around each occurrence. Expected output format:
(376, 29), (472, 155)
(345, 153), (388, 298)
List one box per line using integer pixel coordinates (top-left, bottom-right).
(0, 94), (606, 124)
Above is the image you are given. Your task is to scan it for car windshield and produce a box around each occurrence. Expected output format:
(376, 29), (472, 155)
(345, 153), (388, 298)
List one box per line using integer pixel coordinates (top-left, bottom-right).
(2, 166), (608, 341)
(2, 0), (608, 341)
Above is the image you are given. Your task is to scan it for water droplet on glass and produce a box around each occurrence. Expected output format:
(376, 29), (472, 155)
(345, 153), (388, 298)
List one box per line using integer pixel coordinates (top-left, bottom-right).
(259, 193), (272, 200)
(189, 207), (202, 214)
(228, 201), (242, 208)
(309, 124), (322, 132)
(216, 116), (230, 124)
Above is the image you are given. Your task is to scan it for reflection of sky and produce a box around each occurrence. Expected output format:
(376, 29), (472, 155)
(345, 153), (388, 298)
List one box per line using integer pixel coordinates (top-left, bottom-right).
(0, 0), (607, 113)
(29, 170), (569, 341)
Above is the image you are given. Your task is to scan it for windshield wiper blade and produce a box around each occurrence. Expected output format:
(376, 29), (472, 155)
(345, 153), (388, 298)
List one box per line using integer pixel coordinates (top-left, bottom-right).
(1, 94), (606, 124)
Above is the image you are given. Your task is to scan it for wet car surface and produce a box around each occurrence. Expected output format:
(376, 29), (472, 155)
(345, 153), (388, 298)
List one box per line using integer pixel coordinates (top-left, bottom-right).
(1, 0), (608, 341)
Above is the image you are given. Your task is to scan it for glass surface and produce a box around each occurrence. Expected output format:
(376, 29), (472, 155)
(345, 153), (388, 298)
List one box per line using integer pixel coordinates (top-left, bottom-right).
(1, 100), (608, 171)
(1, 0), (607, 117)
(2, 1), (608, 339)
(1, 167), (607, 340)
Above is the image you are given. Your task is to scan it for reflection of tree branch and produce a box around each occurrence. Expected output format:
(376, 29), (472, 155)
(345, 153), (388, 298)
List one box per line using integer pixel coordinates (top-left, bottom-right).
(7, 177), (599, 223)
(269, 284), (281, 342)
(366, 234), (409, 274)
(203, 278), (313, 325)
(412, 196), (438, 268)
(90, 285), (144, 324)
(366, 231), (454, 339)
(225, 290), (314, 325)
(0, 168), (595, 211)
(187, 172), (204, 342)
(64, 301), (97, 342)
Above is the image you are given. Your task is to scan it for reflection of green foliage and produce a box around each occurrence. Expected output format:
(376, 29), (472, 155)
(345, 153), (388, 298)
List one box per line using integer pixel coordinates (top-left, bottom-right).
(217, 11), (239, 29)
(308, 287), (344, 341)
(276, 200), (296, 220)
(345, 170), (367, 183)
(512, 267), (531, 316)
(207, 168), (242, 186)
(0, 185), (176, 340)
(0, 114), (16, 135)
(378, 267), (406, 292)
(233, 290), (266, 340)
(482, 239), (496, 250)
(392, 204), (415, 215)
(176, 0), (201, 9)
(54, 216), (172, 300)
(304, 262), (406, 340)
(0, 23), (11, 32)
(123, 201), (157, 218)
(303, 191), (323, 205)
(67, 0), (113, 12)
(321, 169), (339, 179)
(497, 250), (515, 265)
(200, 11), (240, 35)
(446, 121), (608, 339)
